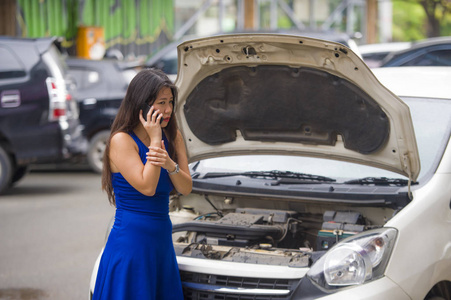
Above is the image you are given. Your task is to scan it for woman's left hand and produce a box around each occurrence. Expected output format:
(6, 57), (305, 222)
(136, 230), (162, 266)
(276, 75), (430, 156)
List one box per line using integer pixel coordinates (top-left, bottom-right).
(146, 140), (176, 171)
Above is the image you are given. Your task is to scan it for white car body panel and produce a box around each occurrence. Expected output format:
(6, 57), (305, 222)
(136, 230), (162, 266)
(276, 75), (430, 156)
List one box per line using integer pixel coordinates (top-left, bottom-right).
(372, 67), (451, 99)
(384, 139), (451, 299)
(177, 256), (308, 279)
(319, 276), (411, 299)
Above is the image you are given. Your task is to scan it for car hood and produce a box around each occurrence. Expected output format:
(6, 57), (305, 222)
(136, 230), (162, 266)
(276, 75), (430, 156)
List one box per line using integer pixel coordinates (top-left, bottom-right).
(175, 34), (420, 181)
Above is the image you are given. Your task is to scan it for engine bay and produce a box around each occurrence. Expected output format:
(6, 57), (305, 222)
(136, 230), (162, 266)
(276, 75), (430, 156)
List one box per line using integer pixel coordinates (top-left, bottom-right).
(171, 197), (391, 267)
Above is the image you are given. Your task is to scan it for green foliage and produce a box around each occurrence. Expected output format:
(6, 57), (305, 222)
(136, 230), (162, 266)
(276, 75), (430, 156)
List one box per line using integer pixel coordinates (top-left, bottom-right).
(17, 0), (175, 55)
(438, 1), (451, 36)
(278, 15), (293, 29)
(392, 1), (427, 41)
(392, 0), (451, 41)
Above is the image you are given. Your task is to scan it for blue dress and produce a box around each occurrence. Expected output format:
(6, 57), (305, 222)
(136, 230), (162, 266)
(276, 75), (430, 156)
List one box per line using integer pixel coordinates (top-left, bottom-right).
(93, 132), (183, 300)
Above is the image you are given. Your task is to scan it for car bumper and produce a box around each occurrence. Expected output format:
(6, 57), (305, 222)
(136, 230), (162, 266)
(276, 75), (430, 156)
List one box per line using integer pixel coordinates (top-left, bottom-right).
(177, 256), (411, 300)
(293, 276), (411, 300)
(61, 119), (88, 158)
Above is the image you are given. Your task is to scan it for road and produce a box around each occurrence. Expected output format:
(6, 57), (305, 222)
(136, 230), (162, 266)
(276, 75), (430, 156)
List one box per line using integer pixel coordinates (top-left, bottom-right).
(0, 167), (115, 300)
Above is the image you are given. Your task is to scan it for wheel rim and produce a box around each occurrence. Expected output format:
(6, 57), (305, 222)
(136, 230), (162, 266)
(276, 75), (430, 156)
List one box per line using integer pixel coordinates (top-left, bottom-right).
(87, 132), (109, 173)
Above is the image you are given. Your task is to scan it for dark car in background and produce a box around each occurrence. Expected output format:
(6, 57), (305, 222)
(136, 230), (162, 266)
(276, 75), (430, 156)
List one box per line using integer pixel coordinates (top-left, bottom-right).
(0, 36), (86, 194)
(66, 58), (138, 173)
(358, 42), (411, 68)
(380, 36), (451, 67)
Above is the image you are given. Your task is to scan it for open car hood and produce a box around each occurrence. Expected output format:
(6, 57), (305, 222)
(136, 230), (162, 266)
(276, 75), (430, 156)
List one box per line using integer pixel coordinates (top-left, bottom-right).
(175, 34), (420, 181)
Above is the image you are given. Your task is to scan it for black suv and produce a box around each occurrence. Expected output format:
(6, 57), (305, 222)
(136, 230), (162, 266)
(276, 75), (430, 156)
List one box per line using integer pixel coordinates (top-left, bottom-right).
(0, 37), (87, 194)
(66, 57), (138, 173)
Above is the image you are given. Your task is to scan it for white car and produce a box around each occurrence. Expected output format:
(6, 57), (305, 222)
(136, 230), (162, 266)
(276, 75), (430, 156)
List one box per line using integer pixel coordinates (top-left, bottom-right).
(90, 34), (451, 299)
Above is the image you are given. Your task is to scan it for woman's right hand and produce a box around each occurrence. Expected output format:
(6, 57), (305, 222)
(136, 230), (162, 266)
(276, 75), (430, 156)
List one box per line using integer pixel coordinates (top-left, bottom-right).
(139, 105), (163, 144)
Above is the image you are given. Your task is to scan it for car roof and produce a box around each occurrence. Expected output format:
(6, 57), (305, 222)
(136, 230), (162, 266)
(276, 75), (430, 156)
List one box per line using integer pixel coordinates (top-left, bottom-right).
(391, 36), (451, 55)
(66, 57), (141, 70)
(381, 36), (451, 67)
(409, 36), (451, 48)
(0, 36), (59, 54)
(371, 66), (451, 99)
(358, 42), (412, 55)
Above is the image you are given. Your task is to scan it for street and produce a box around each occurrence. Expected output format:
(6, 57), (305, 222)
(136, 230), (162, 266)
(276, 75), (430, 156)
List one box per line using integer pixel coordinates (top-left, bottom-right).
(0, 168), (115, 300)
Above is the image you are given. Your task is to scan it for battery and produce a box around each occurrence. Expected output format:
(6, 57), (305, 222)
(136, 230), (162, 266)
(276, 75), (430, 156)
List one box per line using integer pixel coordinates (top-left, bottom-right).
(316, 230), (356, 250)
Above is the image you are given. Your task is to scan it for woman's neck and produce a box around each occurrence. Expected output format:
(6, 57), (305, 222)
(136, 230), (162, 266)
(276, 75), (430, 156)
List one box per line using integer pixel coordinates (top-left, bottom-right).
(133, 126), (150, 145)
(133, 125), (165, 145)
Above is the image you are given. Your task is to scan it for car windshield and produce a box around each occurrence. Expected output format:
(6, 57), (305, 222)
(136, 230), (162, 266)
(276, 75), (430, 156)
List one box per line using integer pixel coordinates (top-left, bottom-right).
(193, 97), (451, 184)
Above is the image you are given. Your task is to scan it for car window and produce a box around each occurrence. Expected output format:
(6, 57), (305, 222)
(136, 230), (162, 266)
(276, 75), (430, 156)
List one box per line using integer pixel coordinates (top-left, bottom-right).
(403, 49), (451, 66)
(404, 97), (451, 176)
(160, 57), (178, 75)
(68, 68), (100, 90)
(0, 47), (26, 79)
(121, 69), (138, 85)
(148, 48), (178, 75)
(194, 97), (451, 183)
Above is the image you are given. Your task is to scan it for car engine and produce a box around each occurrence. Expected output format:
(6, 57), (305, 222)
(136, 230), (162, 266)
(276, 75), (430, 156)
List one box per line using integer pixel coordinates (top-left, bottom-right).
(172, 206), (372, 267)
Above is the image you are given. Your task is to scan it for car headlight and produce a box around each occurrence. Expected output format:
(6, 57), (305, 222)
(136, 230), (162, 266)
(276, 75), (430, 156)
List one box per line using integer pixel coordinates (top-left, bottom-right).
(307, 228), (397, 290)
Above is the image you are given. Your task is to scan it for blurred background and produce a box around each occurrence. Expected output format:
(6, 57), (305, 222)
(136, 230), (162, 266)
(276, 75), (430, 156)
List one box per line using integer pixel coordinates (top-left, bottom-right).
(1, 0), (450, 61)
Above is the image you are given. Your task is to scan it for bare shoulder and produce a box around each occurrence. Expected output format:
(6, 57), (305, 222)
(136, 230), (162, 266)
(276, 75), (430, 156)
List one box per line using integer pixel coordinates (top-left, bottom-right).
(109, 132), (139, 173)
(110, 132), (137, 151)
(111, 131), (131, 143)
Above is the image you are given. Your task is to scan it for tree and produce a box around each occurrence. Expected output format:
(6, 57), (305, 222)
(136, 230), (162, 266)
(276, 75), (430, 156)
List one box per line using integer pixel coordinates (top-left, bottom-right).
(396, 0), (451, 37)
(419, 0), (451, 36)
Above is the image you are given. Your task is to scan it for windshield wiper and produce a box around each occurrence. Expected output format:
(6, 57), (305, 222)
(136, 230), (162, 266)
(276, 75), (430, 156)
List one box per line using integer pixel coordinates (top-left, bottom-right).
(344, 177), (416, 186)
(201, 170), (336, 183)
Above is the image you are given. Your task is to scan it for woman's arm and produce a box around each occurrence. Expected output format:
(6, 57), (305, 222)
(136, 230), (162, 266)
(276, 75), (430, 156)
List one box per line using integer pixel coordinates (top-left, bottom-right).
(167, 130), (192, 195)
(109, 132), (162, 196)
(146, 130), (192, 195)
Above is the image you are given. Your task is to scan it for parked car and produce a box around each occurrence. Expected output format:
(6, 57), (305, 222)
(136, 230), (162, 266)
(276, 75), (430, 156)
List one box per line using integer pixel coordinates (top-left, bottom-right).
(146, 30), (361, 81)
(145, 41), (178, 81)
(66, 58), (139, 173)
(90, 34), (451, 299)
(359, 41), (411, 68)
(380, 36), (451, 67)
(0, 36), (86, 194)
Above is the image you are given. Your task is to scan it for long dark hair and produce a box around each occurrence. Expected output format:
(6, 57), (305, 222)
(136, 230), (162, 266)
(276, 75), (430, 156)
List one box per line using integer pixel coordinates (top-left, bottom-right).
(102, 68), (179, 205)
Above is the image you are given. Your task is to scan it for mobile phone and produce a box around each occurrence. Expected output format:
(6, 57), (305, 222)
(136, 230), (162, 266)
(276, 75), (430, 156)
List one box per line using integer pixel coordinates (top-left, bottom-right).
(142, 104), (163, 124)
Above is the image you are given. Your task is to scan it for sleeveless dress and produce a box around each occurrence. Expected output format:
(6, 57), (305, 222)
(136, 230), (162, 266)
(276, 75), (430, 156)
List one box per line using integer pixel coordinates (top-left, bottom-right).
(93, 132), (183, 300)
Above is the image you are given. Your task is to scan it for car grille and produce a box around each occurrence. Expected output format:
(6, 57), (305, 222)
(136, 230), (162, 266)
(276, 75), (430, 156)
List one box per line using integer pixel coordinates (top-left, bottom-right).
(180, 271), (299, 300)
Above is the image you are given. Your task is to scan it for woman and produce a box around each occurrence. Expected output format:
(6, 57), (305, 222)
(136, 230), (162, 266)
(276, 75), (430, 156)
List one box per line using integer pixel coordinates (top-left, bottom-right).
(93, 68), (192, 299)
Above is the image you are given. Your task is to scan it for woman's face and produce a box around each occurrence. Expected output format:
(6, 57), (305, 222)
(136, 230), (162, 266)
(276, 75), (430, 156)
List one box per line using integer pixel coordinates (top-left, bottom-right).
(152, 87), (174, 128)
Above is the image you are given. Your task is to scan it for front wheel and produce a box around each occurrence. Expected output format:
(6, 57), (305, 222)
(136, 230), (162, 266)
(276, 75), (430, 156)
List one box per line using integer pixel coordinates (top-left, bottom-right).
(87, 130), (110, 174)
(0, 145), (13, 194)
(425, 281), (451, 300)
(11, 166), (29, 186)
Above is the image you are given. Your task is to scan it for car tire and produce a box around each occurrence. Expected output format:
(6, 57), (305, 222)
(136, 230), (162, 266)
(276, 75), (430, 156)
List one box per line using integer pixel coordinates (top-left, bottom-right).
(0, 145), (13, 194)
(11, 166), (29, 186)
(87, 130), (110, 174)
(425, 281), (451, 300)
